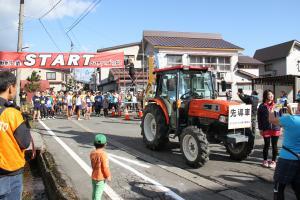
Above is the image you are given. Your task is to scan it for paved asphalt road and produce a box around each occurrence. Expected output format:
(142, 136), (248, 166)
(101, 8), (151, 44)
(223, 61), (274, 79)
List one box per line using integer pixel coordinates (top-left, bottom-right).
(35, 116), (296, 200)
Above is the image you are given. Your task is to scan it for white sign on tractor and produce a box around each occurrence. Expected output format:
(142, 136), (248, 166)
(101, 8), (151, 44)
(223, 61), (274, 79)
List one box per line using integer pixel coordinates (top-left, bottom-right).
(228, 105), (252, 130)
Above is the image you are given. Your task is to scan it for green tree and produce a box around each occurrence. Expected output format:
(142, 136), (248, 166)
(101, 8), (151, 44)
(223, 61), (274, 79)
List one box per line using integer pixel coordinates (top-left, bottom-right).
(24, 71), (41, 93)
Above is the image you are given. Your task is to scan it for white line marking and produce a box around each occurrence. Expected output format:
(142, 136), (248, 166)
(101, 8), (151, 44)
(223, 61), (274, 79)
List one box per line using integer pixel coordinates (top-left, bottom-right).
(39, 120), (123, 200)
(72, 120), (186, 200)
(108, 154), (151, 168)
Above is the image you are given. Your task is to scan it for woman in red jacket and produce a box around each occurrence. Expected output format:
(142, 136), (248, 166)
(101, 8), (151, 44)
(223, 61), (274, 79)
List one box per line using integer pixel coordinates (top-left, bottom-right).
(257, 90), (281, 169)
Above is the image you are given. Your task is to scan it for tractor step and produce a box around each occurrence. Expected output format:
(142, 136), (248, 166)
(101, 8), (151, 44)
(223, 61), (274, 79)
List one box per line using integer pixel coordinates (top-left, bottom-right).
(227, 134), (249, 144)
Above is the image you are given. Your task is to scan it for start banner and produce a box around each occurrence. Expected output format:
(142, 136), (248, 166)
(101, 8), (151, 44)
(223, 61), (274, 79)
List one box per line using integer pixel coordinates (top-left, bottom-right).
(0, 51), (124, 68)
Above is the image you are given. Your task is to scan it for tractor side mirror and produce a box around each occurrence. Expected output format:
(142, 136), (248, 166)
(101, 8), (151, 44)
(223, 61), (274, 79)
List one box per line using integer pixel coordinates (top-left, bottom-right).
(221, 80), (227, 92)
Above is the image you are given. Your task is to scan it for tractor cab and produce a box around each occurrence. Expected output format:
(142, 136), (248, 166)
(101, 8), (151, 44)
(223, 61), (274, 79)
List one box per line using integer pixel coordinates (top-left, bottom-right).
(154, 66), (214, 131)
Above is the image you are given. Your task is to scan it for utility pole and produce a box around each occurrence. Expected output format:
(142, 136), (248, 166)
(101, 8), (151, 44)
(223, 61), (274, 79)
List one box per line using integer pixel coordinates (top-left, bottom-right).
(16, 0), (25, 106)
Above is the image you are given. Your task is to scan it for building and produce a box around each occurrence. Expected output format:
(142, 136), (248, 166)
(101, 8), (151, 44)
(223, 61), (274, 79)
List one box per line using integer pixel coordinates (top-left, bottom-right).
(142, 30), (259, 99)
(253, 40), (300, 101)
(97, 42), (147, 92)
(236, 55), (263, 94)
(19, 68), (70, 92)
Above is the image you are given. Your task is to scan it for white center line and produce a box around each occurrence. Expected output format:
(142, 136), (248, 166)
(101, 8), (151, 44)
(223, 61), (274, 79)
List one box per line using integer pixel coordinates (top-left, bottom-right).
(39, 120), (123, 200)
(71, 120), (186, 200)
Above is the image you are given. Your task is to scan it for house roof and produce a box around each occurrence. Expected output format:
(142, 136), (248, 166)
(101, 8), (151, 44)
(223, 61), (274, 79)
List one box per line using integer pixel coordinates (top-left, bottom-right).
(253, 40), (299, 62)
(238, 55), (264, 65)
(143, 30), (243, 50)
(97, 42), (141, 53)
(237, 69), (258, 79)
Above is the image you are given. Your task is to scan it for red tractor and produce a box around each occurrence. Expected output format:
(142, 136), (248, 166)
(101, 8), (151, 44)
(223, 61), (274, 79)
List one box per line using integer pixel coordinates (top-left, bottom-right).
(141, 66), (254, 168)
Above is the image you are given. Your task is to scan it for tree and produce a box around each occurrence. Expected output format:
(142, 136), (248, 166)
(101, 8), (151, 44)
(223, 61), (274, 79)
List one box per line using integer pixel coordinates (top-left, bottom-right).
(24, 71), (41, 93)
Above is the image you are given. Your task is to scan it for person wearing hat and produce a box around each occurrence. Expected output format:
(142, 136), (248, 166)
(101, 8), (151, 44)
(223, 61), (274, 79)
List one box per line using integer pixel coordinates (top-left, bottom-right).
(90, 134), (111, 200)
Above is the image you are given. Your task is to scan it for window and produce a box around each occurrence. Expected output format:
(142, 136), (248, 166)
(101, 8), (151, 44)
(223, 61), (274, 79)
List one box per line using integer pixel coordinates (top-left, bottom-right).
(167, 55), (182, 66)
(46, 72), (56, 80)
(237, 84), (252, 90)
(189, 55), (230, 71)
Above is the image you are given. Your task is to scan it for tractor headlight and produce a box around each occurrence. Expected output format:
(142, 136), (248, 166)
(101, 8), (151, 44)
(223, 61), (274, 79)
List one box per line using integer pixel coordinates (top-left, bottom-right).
(219, 115), (228, 123)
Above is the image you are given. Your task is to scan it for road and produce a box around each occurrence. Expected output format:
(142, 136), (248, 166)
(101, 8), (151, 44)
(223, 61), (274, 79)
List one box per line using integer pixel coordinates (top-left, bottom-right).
(35, 116), (296, 200)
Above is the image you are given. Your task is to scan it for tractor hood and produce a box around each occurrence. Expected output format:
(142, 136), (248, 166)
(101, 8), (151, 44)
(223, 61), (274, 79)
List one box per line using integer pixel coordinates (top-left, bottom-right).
(188, 99), (240, 119)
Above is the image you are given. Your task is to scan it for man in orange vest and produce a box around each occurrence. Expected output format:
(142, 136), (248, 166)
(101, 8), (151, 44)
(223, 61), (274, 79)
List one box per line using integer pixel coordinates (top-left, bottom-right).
(0, 71), (31, 199)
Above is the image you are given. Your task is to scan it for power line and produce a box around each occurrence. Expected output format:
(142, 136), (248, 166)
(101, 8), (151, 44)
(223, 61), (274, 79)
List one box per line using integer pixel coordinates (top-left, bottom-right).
(67, 0), (102, 33)
(38, 19), (61, 52)
(40, 0), (63, 19)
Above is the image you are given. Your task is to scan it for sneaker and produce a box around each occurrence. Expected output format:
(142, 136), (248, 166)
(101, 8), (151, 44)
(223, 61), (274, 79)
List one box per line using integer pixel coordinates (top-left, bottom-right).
(269, 161), (276, 169)
(262, 160), (269, 168)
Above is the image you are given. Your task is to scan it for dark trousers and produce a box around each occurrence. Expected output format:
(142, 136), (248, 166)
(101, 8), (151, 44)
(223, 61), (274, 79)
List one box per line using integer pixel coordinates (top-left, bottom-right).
(40, 105), (48, 118)
(47, 108), (54, 118)
(263, 136), (279, 161)
(95, 105), (102, 115)
(274, 181), (300, 200)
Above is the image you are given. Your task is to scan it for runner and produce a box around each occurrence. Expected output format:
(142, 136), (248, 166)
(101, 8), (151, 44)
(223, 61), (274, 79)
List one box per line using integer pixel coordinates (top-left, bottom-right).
(94, 92), (103, 117)
(85, 91), (92, 120)
(56, 91), (64, 115)
(66, 91), (73, 120)
(32, 91), (41, 121)
(40, 91), (48, 120)
(75, 92), (83, 120)
(46, 92), (55, 119)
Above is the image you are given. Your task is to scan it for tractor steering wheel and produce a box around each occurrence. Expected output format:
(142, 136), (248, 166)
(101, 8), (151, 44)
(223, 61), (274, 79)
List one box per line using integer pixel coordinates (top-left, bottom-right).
(180, 91), (202, 100)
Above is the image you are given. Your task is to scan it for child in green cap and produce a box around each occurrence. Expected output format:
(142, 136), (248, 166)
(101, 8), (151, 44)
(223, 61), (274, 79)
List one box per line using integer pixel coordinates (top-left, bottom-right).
(90, 134), (111, 200)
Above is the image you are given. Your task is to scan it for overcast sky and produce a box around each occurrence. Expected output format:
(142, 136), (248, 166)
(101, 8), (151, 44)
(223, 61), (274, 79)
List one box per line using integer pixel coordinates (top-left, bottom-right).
(1, 0), (300, 56)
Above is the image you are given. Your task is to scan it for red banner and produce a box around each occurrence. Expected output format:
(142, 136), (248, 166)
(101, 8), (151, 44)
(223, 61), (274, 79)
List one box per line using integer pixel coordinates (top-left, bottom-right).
(0, 51), (124, 68)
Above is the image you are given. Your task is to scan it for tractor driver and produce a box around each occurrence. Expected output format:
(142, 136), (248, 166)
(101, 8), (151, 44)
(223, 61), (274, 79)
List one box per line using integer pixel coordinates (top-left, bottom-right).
(166, 78), (177, 128)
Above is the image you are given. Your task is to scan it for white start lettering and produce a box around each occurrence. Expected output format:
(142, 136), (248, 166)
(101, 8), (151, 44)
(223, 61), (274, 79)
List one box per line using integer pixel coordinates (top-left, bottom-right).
(39, 54), (52, 66)
(51, 54), (65, 66)
(24, 54), (37, 66)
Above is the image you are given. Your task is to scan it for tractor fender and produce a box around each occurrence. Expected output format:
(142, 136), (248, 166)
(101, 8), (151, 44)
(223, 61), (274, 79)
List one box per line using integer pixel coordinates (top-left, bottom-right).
(148, 98), (170, 124)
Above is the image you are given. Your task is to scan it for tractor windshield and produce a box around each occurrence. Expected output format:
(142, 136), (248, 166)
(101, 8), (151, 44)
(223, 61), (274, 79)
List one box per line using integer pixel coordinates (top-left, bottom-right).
(179, 70), (213, 99)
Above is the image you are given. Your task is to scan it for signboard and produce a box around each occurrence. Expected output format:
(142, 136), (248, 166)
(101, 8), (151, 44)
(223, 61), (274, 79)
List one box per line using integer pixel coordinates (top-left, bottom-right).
(0, 51), (124, 69)
(228, 105), (252, 129)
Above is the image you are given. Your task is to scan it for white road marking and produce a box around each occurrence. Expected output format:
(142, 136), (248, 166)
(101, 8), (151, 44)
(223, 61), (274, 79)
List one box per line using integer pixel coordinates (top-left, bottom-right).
(39, 120), (123, 200)
(108, 154), (151, 168)
(72, 120), (186, 200)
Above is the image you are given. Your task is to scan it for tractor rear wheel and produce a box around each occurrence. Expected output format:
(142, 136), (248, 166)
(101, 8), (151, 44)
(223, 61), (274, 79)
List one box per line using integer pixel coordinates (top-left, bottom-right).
(225, 128), (254, 161)
(180, 126), (209, 168)
(141, 103), (169, 150)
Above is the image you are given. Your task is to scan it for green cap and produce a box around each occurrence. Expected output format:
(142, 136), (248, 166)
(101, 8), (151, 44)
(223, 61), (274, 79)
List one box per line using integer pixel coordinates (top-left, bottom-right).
(94, 134), (107, 145)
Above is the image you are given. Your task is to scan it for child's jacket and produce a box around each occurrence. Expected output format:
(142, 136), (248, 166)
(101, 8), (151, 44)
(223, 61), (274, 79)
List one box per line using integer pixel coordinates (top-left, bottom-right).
(90, 149), (111, 181)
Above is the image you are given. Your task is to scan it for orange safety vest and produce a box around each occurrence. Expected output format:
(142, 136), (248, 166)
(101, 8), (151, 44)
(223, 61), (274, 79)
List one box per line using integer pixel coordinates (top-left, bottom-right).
(0, 106), (26, 172)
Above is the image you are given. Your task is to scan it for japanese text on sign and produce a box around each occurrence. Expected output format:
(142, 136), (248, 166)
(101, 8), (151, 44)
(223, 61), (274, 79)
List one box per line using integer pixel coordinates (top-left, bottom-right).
(228, 105), (252, 129)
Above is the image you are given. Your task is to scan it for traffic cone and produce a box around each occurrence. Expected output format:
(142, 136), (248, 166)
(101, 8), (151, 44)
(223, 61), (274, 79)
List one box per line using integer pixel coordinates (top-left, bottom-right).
(111, 107), (115, 117)
(124, 108), (130, 120)
(138, 110), (143, 118)
(118, 109), (122, 117)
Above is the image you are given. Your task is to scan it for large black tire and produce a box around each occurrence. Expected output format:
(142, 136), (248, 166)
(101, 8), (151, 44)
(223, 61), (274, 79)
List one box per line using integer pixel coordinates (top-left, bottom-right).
(141, 103), (169, 150)
(180, 126), (209, 168)
(225, 128), (255, 161)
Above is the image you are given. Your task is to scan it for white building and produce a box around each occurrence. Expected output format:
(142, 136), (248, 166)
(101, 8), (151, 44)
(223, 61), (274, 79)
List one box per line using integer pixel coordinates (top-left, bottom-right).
(96, 42), (146, 92)
(18, 68), (70, 92)
(142, 30), (260, 99)
(254, 40), (300, 101)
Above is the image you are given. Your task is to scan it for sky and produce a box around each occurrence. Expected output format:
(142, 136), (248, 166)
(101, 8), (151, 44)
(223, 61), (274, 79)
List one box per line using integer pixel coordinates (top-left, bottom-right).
(1, 0), (300, 56)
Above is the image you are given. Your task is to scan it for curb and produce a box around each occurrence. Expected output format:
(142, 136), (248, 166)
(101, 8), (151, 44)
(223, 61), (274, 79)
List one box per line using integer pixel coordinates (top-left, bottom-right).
(37, 150), (79, 200)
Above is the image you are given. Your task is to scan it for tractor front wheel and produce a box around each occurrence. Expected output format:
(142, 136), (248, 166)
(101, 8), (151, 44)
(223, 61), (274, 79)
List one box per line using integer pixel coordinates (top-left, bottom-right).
(141, 103), (169, 150)
(180, 126), (209, 168)
(225, 128), (254, 161)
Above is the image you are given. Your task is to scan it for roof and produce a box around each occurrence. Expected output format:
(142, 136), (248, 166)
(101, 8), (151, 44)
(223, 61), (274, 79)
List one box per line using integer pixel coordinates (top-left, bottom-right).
(238, 55), (264, 65)
(237, 69), (258, 79)
(252, 75), (300, 85)
(154, 65), (209, 73)
(97, 42), (141, 53)
(143, 30), (243, 50)
(254, 40), (298, 62)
